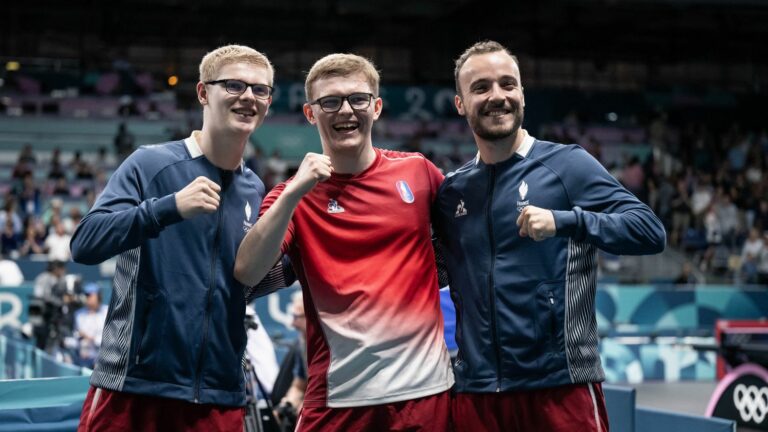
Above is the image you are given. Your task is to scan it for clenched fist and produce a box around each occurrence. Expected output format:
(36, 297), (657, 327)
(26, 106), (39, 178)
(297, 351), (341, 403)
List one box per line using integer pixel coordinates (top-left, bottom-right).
(175, 176), (221, 219)
(285, 153), (333, 197)
(517, 205), (556, 241)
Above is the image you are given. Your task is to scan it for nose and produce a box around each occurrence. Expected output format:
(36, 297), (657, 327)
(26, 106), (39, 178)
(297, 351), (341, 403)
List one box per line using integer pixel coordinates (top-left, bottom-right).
(488, 83), (505, 102)
(239, 86), (257, 101)
(337, 98), (354, 114)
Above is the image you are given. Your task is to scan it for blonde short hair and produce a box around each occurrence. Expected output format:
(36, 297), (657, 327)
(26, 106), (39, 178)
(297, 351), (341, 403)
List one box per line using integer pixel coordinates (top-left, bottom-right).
(454, 40), (518, 94)
(199, 45), (274, 85)
(304, 53), (380, 101)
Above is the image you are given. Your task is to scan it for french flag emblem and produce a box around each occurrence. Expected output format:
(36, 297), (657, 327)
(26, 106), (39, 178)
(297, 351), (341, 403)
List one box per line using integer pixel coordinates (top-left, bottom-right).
(396, 180), (415, 203)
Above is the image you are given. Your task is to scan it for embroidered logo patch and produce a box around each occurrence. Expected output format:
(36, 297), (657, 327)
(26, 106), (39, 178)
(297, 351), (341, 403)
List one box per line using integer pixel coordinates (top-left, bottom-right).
(327, 199), (345, 214)
(395, 180), (415, 204)
(455, 199), (467, 218)
(243, 201), (254, 231)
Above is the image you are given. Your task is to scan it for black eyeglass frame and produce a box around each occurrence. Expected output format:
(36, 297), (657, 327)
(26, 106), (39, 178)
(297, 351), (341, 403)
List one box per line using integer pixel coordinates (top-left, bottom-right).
(309, 92), (376, 113)
(204, 79), (273, 99)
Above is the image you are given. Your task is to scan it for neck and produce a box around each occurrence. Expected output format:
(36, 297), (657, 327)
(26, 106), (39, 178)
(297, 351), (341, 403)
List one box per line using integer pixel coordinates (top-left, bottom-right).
(476, 128), (527, 165)
(326, 143), (377, 175)
(196, 128), (247, 170)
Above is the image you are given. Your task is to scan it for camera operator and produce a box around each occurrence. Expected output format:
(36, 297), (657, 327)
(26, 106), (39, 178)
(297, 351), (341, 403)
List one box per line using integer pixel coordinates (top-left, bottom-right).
(28, 260), (84, 359)
(73, 283), (108, 368)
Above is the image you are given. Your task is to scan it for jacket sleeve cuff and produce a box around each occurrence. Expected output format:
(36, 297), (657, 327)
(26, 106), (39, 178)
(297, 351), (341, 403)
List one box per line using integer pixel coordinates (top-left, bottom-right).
(553, 207), (582, 237)
(151, 193), (184, 228)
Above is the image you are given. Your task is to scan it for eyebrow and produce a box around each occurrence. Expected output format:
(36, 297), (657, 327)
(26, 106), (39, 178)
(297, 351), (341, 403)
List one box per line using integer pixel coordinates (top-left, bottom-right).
(470, 75), (519, 87)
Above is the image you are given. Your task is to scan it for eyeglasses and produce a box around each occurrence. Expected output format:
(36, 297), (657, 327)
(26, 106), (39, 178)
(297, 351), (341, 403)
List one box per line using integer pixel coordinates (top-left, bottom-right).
(205, 79), (273, 100)
(310, 93), (374, 113)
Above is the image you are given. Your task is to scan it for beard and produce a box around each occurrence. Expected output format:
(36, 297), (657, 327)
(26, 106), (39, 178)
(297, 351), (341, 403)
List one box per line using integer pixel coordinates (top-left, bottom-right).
(468, 103), (524, 141)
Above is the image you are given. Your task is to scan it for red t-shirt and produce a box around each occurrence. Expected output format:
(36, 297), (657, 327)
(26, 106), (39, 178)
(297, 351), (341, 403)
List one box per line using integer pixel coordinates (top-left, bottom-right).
(260, 148), (454, 408)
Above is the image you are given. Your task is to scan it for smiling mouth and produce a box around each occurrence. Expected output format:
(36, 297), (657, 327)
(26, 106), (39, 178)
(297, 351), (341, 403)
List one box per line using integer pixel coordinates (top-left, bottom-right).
(232, 108), (256, 117)
(483, 109), (511, 117)
(333, 122), (359, 132)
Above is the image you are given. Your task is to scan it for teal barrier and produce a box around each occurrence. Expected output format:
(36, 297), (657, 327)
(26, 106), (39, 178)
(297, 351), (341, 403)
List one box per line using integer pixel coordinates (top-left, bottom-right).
(0, 376), (89, 432)
(0, 334), (88, 379)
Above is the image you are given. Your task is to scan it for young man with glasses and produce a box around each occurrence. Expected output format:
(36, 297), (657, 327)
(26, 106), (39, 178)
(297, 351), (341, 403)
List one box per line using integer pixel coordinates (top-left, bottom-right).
(235, 53), (454, 431)
(72, 45), (289, 432)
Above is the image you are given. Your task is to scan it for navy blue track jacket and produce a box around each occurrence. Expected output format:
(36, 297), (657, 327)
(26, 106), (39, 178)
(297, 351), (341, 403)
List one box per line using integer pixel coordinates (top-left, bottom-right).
(71, 135), (265, 406)
(433, 134), (666, 393)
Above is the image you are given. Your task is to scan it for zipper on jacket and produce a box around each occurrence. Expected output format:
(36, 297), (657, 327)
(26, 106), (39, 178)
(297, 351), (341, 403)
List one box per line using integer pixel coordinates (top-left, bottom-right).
(486, 166), (502, 392)
(193, 171), (229, 403)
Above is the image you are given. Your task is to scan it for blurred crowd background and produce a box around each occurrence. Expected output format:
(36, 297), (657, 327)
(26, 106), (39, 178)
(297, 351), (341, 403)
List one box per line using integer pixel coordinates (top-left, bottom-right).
(1, 0), (767, 371)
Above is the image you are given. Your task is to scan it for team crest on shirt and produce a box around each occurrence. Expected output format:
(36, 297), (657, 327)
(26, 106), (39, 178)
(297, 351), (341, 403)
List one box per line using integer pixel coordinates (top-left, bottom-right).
(243, 201), (254, 231)
(327, 199), (345, 214)
(516, 180), (530, 212)
(395, 180), (415, 204)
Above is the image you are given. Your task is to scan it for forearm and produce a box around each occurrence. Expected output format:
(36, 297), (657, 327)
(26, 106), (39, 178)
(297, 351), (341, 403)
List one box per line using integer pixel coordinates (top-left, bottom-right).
(234, 188), (302, 286)
(553, 205), (666, 255)
(71, 194), (180, 265)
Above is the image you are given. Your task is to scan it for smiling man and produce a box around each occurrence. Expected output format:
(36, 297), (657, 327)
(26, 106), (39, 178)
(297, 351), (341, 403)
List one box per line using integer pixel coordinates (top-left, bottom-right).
(71, 45), (280, 431)
(235, 53), (454, 431)
(432, 41), (666, 432)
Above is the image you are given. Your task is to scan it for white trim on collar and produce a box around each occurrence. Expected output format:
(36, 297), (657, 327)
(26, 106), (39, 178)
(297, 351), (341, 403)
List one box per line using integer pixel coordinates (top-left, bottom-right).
(515, 130), (535, 158)
(184, 131), (203, 158)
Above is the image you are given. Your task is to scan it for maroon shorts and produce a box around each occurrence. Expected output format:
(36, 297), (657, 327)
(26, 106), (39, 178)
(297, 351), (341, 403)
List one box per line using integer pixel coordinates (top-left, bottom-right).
(452, 383), (609, 432)
(77, 386), (245, 432)
(296, 390), (450, 432)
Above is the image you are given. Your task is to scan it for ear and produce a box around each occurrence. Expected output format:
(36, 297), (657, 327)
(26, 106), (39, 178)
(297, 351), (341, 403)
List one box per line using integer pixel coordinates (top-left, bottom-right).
(303, 103), (316, 125)
(455, 94), (466, 116)
(196, 82), (208, 106)
(372, 97), (383, 120)
(520, 86), (525, 108)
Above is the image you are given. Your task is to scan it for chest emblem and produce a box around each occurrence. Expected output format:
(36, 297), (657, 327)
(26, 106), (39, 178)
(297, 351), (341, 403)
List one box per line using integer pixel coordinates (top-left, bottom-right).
(455, 199), (468, 218)
(516, 180), (530, 212)
(395, 180), (415, 204)
(327, 199), (345, 214)
(243, 201), (254, 231)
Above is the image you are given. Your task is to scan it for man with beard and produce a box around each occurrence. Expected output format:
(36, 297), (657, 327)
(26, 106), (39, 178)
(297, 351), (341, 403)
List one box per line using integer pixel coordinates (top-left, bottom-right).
(432, 40), (666, 431)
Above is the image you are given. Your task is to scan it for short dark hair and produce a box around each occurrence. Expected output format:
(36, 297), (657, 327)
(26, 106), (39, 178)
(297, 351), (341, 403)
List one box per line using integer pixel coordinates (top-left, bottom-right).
(454, 40), (518, 94)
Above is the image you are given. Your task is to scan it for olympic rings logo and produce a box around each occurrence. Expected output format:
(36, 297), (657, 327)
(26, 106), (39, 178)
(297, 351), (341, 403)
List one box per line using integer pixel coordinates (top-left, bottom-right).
(733, 383), (768, 424)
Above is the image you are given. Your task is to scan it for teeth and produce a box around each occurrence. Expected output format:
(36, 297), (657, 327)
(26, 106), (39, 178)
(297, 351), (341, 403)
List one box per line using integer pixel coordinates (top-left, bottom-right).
(486, 111), (508, 116)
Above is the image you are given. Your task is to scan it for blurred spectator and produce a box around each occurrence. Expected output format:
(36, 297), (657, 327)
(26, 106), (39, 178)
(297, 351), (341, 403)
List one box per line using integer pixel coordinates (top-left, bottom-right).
(1, 218), (20, 258)
(62, 207), (83, 235)
(16, 173), (42, 217)
(44, 219), (72, 262)
(691, 175), (714, 224)
(701, 203), (723, 271)
(674, 261), (697, 286)
(741, 228), (764, 284)
(11, 151), (34, 180)
(621, 156), (645, 197)
(18, 222), (45, 256)
(52, 177), (71, 197)
(113, 122), (135, 163)
(0, 253), (24, 286)
(670, 177), (692, 247)
(716, 191), (740, 248)
(33, 260), (67, 299)
(0, 199), (23, 236)
(18, 143), (37, 166)
(42, 197), (64, 227)
(74, 283), (108, 368)
(48, 148), (66, 180)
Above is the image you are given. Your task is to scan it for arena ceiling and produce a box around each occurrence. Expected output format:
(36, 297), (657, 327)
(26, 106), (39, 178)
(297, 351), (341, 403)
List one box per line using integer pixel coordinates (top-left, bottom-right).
(2, 0), (767, 85)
